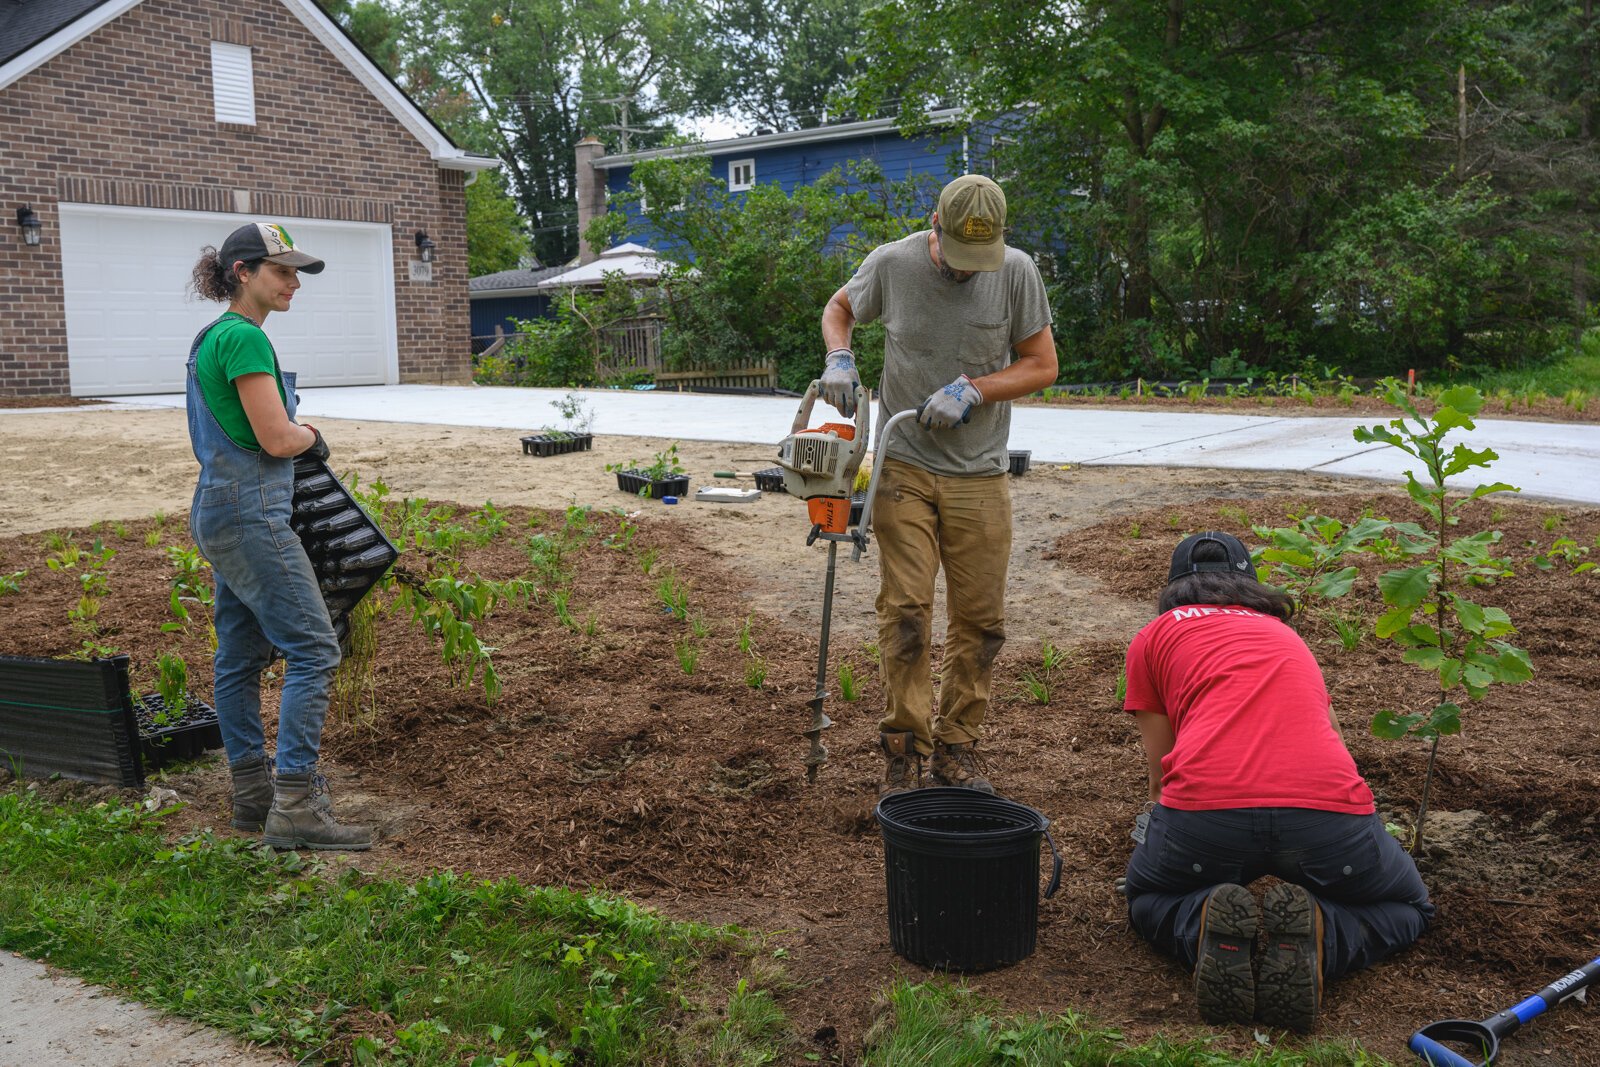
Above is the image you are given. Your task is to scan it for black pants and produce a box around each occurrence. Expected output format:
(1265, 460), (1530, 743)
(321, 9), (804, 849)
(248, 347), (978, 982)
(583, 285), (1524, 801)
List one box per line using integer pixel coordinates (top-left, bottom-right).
(1124, 806), (1434, 980)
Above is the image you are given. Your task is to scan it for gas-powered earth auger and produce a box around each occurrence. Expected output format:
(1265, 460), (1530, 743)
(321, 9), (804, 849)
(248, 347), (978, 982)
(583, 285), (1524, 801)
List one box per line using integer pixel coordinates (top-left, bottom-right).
(775, 382), (923, 781)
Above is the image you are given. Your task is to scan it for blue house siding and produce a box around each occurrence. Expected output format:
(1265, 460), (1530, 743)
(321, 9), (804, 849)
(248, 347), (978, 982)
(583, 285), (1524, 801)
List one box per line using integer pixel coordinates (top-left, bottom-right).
(598, 117), (1010, 250)
(470, 293), (551, 342)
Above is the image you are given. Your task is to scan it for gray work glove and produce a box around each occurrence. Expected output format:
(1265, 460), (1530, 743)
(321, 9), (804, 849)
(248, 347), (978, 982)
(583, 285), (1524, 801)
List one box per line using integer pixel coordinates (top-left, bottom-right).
(820, 348), (860, 417)
(918, 374), (983, 430)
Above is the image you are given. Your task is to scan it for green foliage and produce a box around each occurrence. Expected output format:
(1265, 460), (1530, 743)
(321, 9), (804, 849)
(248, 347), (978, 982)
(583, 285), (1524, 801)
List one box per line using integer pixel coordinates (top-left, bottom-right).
(1354, 381), (1532, 850)
(465, 167), (530, 277)
(744, 657), (768, 690)
(587, 158), (934, 391)
(0, 570), (23, 596)
(673, 636), (699, 675)
(608, 443), (684, 484)
(151, 652), (189, 723)
(847, 2), (1594, 380)
(1017, 640), (1070, 706)
(1250, 513), (1424, 619)
(863, 980), (1384, 1065)
(477, 275), (644, 388)
(163, 545), (214, 643)
(0, 791), (745, 1066)
(837, 661), (860, 702)
(655, 569), (690, 620)
(550, 391), (595, 434)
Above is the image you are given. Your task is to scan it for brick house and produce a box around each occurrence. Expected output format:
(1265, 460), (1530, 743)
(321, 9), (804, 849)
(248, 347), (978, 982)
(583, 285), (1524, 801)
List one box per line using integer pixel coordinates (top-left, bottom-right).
(0, 0), (497, 397)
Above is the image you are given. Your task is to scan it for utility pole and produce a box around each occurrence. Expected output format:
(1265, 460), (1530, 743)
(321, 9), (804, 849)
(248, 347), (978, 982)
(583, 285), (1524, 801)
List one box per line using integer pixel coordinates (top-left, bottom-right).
(597, 95), (649, 153)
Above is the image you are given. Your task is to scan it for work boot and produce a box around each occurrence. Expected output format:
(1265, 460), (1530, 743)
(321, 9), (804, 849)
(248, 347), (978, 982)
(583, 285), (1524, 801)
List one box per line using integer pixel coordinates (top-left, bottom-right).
(929, 740), (995, 794)
(1194, 883), (1258, 1026)
(1257, 882), (1325, 1033)
(879, 731), (923, 797)
(228, 755), (274, 832)
(261, 767), (374, 851)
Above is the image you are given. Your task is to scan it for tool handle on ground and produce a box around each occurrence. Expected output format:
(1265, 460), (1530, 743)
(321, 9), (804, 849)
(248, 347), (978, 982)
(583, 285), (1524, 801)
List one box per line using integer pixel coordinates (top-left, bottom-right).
(1408, 1031), (1487, 1067)
(1506, 956), (1600, 1028)
(714, 471), (744, 479)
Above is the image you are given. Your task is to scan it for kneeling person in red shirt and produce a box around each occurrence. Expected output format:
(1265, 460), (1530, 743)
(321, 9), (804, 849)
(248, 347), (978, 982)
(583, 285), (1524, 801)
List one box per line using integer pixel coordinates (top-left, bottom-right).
(1122, 532), (1432, 1033)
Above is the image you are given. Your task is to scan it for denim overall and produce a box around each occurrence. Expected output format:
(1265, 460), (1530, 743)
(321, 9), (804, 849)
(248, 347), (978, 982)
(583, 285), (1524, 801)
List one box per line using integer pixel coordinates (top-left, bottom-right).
(186, 315), (340, 775)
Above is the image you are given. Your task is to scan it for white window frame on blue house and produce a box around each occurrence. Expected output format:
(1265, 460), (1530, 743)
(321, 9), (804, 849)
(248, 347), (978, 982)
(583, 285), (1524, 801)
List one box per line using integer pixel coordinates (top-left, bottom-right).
(728, 158), (755, 191)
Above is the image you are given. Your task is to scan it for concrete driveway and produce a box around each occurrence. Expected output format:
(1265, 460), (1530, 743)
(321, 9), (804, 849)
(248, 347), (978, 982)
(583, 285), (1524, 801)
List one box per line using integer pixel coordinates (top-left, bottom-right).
(97, 384), (1600, 506)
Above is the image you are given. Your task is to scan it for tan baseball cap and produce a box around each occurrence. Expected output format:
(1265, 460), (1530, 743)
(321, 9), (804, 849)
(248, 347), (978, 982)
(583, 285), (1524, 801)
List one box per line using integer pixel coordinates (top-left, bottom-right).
(936, 175), (1006, 271)
(220, 222), (325, 274)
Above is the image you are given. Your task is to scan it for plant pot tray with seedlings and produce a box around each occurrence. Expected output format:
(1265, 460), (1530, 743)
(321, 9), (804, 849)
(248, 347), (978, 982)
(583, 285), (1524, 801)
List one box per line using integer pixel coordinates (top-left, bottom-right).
(753, 467), (788, 494)
(616, 471), (690, 498)
(134, 691), (221, 767)
(520, 432), (595, 457)
(0, 653), (145, 787)
(291, 456), (401, 646)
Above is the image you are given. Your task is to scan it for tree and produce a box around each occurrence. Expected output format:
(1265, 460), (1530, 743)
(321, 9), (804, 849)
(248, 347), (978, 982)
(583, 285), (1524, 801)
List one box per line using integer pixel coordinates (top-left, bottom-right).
(846, 1), (1583, 379)
(693, 0), (866, 130)
(466, 168), (531, 276)
(316, 0), (403, 75)
(396, 0), (714, 266)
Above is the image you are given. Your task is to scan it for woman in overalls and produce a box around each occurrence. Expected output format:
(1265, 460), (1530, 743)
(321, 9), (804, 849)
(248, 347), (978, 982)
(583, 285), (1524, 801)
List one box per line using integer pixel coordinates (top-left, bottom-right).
(186, 222), (370, 850)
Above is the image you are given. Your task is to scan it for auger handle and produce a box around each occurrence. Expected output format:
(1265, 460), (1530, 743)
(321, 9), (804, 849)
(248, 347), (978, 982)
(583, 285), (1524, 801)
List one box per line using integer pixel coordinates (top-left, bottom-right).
(853, 407), (922, 560)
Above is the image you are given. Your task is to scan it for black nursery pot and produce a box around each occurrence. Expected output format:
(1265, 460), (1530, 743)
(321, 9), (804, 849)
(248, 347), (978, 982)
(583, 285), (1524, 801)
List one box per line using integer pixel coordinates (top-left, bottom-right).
(1008, 450), (1032, 476)
(134, 692), (222, 768)
(615, 471), (689, 499)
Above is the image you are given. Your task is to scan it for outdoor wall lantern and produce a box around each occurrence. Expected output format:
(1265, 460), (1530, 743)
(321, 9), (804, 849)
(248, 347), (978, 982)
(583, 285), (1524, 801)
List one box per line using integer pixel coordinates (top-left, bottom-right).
(414, 230), (436, 263)
(16, 206), (42, 247)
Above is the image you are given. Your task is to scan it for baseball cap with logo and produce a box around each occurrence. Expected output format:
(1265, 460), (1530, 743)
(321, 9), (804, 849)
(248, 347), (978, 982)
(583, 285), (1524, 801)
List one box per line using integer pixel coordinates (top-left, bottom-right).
(220, 222), (325, 275)
(936, 174), (1007, 271)
(1167, 531), (1257, 584)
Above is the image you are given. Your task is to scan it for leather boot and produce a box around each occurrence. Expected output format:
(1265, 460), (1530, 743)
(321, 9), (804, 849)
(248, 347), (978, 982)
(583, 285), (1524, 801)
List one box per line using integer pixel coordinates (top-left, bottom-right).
(228, 755), (274, 831)
(879, 731), (923, 797)
(261, 768), (374, 851)
(930, 740), (995, 794)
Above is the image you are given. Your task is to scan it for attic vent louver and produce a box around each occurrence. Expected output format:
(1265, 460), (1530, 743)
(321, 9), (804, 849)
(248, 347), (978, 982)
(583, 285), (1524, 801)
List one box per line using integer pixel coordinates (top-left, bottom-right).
(210, 41), (255, 125)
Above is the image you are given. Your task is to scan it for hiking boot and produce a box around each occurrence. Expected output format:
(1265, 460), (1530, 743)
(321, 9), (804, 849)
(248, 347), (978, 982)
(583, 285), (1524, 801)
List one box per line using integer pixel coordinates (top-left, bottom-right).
(261, 768), (374, 851)
(1257, 882), (1324, 1033)
(879, 731), (923, 797)
(1194, 883), (1258, 1026)
(228, 755), (274, 832)
(929, 740), (994, 794)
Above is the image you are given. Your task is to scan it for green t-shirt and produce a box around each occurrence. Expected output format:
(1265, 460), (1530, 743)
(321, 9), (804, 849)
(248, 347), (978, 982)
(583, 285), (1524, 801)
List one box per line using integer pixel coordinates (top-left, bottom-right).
(196, 313), (286, 451)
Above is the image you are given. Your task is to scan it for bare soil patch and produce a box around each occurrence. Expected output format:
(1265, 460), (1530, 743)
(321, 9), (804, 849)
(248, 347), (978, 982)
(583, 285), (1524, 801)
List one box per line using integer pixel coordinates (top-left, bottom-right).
(1, 408), (1597, 1064)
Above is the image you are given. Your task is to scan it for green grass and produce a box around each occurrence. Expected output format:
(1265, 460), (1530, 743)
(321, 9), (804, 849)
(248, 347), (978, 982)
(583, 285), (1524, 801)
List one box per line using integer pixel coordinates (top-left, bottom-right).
(0, 789), (769, 1066)
(864, 982), (1390, 1066)
(1457, 331), (1600, 397)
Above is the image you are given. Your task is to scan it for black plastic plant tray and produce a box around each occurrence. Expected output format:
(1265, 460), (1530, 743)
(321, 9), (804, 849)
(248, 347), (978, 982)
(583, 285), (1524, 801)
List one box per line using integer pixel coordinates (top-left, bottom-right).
(753, 467), (788, 494)
(134, 692), (222, 767)
(0, 654), (144, 787)
(521, 433), (594, 457)
(616, 471), (690, 499)
(291, 456), (400, 644)
(1008, 450), (1032, 476)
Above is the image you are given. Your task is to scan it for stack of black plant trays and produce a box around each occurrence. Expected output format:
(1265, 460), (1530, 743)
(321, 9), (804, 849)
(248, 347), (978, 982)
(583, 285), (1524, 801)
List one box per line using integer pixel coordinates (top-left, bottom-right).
(290, 455), (400, 650)
(135, 691), (221, 768)
(521, 431), (594, 457)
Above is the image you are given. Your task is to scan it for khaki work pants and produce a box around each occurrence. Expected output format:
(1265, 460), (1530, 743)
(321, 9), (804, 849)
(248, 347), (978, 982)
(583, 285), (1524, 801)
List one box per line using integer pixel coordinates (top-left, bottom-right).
(873, 458), (1012, 755)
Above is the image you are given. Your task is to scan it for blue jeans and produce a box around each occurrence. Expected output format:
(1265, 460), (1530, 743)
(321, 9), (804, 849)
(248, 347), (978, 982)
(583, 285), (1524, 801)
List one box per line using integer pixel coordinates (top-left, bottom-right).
(1124, 806), (1434, 980)
(194, 483), (341, 774)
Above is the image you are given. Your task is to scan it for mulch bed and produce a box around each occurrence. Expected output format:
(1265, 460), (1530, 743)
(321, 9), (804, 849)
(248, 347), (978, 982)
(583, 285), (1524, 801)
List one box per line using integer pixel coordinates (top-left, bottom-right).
(2, 495), (1597, 1065)
(0, 396), (107, 409)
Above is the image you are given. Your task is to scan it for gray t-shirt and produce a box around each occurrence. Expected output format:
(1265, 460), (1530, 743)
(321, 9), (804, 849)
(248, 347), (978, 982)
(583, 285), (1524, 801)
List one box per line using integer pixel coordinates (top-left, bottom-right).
(846, 231), (1052, 476)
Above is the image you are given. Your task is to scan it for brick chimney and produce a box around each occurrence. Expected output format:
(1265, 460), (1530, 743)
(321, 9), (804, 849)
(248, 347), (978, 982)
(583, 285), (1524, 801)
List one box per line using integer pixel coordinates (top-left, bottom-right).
(574, 135), (607, 264)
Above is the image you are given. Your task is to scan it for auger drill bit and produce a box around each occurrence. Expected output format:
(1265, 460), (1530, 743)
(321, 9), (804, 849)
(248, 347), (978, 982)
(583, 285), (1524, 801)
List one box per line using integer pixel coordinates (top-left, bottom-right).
(804, 536), (842, 781)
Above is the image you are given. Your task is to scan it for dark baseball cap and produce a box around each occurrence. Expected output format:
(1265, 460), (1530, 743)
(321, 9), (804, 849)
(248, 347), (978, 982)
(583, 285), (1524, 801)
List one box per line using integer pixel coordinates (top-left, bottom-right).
(1167, 531), (1256, 583)
(220, 222), (325, 274)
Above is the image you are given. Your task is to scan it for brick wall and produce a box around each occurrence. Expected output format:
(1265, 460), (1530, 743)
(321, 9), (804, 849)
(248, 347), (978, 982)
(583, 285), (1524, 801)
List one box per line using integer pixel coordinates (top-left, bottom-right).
(0, 0), (472, 395)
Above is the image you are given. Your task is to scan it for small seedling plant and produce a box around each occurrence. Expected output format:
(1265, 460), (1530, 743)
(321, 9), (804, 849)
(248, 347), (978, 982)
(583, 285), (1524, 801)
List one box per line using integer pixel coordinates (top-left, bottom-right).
(150, 651), (189, 726)
(607, 444), (685, 495)
(1352, 380), (1534, 852)
(1250, 512), (1427, 625)
(1017, 640), (1070, 705)
(551, 391), (595, 434)
(0, 570), (23, 596)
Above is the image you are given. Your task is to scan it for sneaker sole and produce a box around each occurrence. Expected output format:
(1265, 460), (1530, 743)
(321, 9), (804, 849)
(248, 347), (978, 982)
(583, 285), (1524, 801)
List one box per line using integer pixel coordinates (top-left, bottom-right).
(1258, 883), (1321, 1032)
(1194, 883), (1257, 1025)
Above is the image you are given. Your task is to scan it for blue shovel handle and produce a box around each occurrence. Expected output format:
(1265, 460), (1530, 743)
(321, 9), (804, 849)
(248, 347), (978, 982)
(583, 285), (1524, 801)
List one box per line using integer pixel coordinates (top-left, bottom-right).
(1409, 1022), (1494, 1067)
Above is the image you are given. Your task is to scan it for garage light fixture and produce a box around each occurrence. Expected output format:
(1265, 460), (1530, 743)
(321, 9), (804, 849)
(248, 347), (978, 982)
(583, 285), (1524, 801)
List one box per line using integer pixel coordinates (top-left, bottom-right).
(414, 230), (436, 263)
(16, 206), (41, 247)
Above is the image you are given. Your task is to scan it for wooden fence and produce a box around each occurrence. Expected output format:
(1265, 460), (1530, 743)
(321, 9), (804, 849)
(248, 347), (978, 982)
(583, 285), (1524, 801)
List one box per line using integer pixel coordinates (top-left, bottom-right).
(596, 315), (778, 389)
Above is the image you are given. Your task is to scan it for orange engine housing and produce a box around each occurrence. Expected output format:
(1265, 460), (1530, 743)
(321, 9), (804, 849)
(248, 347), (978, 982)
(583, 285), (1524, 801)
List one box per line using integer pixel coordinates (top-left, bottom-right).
(801, 421), (856, 533)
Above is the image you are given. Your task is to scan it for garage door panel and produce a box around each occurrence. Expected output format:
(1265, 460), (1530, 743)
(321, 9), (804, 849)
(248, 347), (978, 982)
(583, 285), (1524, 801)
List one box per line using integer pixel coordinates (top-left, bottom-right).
(60, 205), (396, 396)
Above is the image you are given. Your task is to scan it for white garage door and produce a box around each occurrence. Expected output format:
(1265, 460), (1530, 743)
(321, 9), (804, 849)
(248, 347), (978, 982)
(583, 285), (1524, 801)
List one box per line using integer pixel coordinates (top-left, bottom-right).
(59, 203), (397, 396)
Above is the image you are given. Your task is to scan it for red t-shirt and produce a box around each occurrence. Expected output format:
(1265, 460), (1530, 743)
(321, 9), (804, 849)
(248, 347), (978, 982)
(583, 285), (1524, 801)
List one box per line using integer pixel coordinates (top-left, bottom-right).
(1124, 605), (1374, 814)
